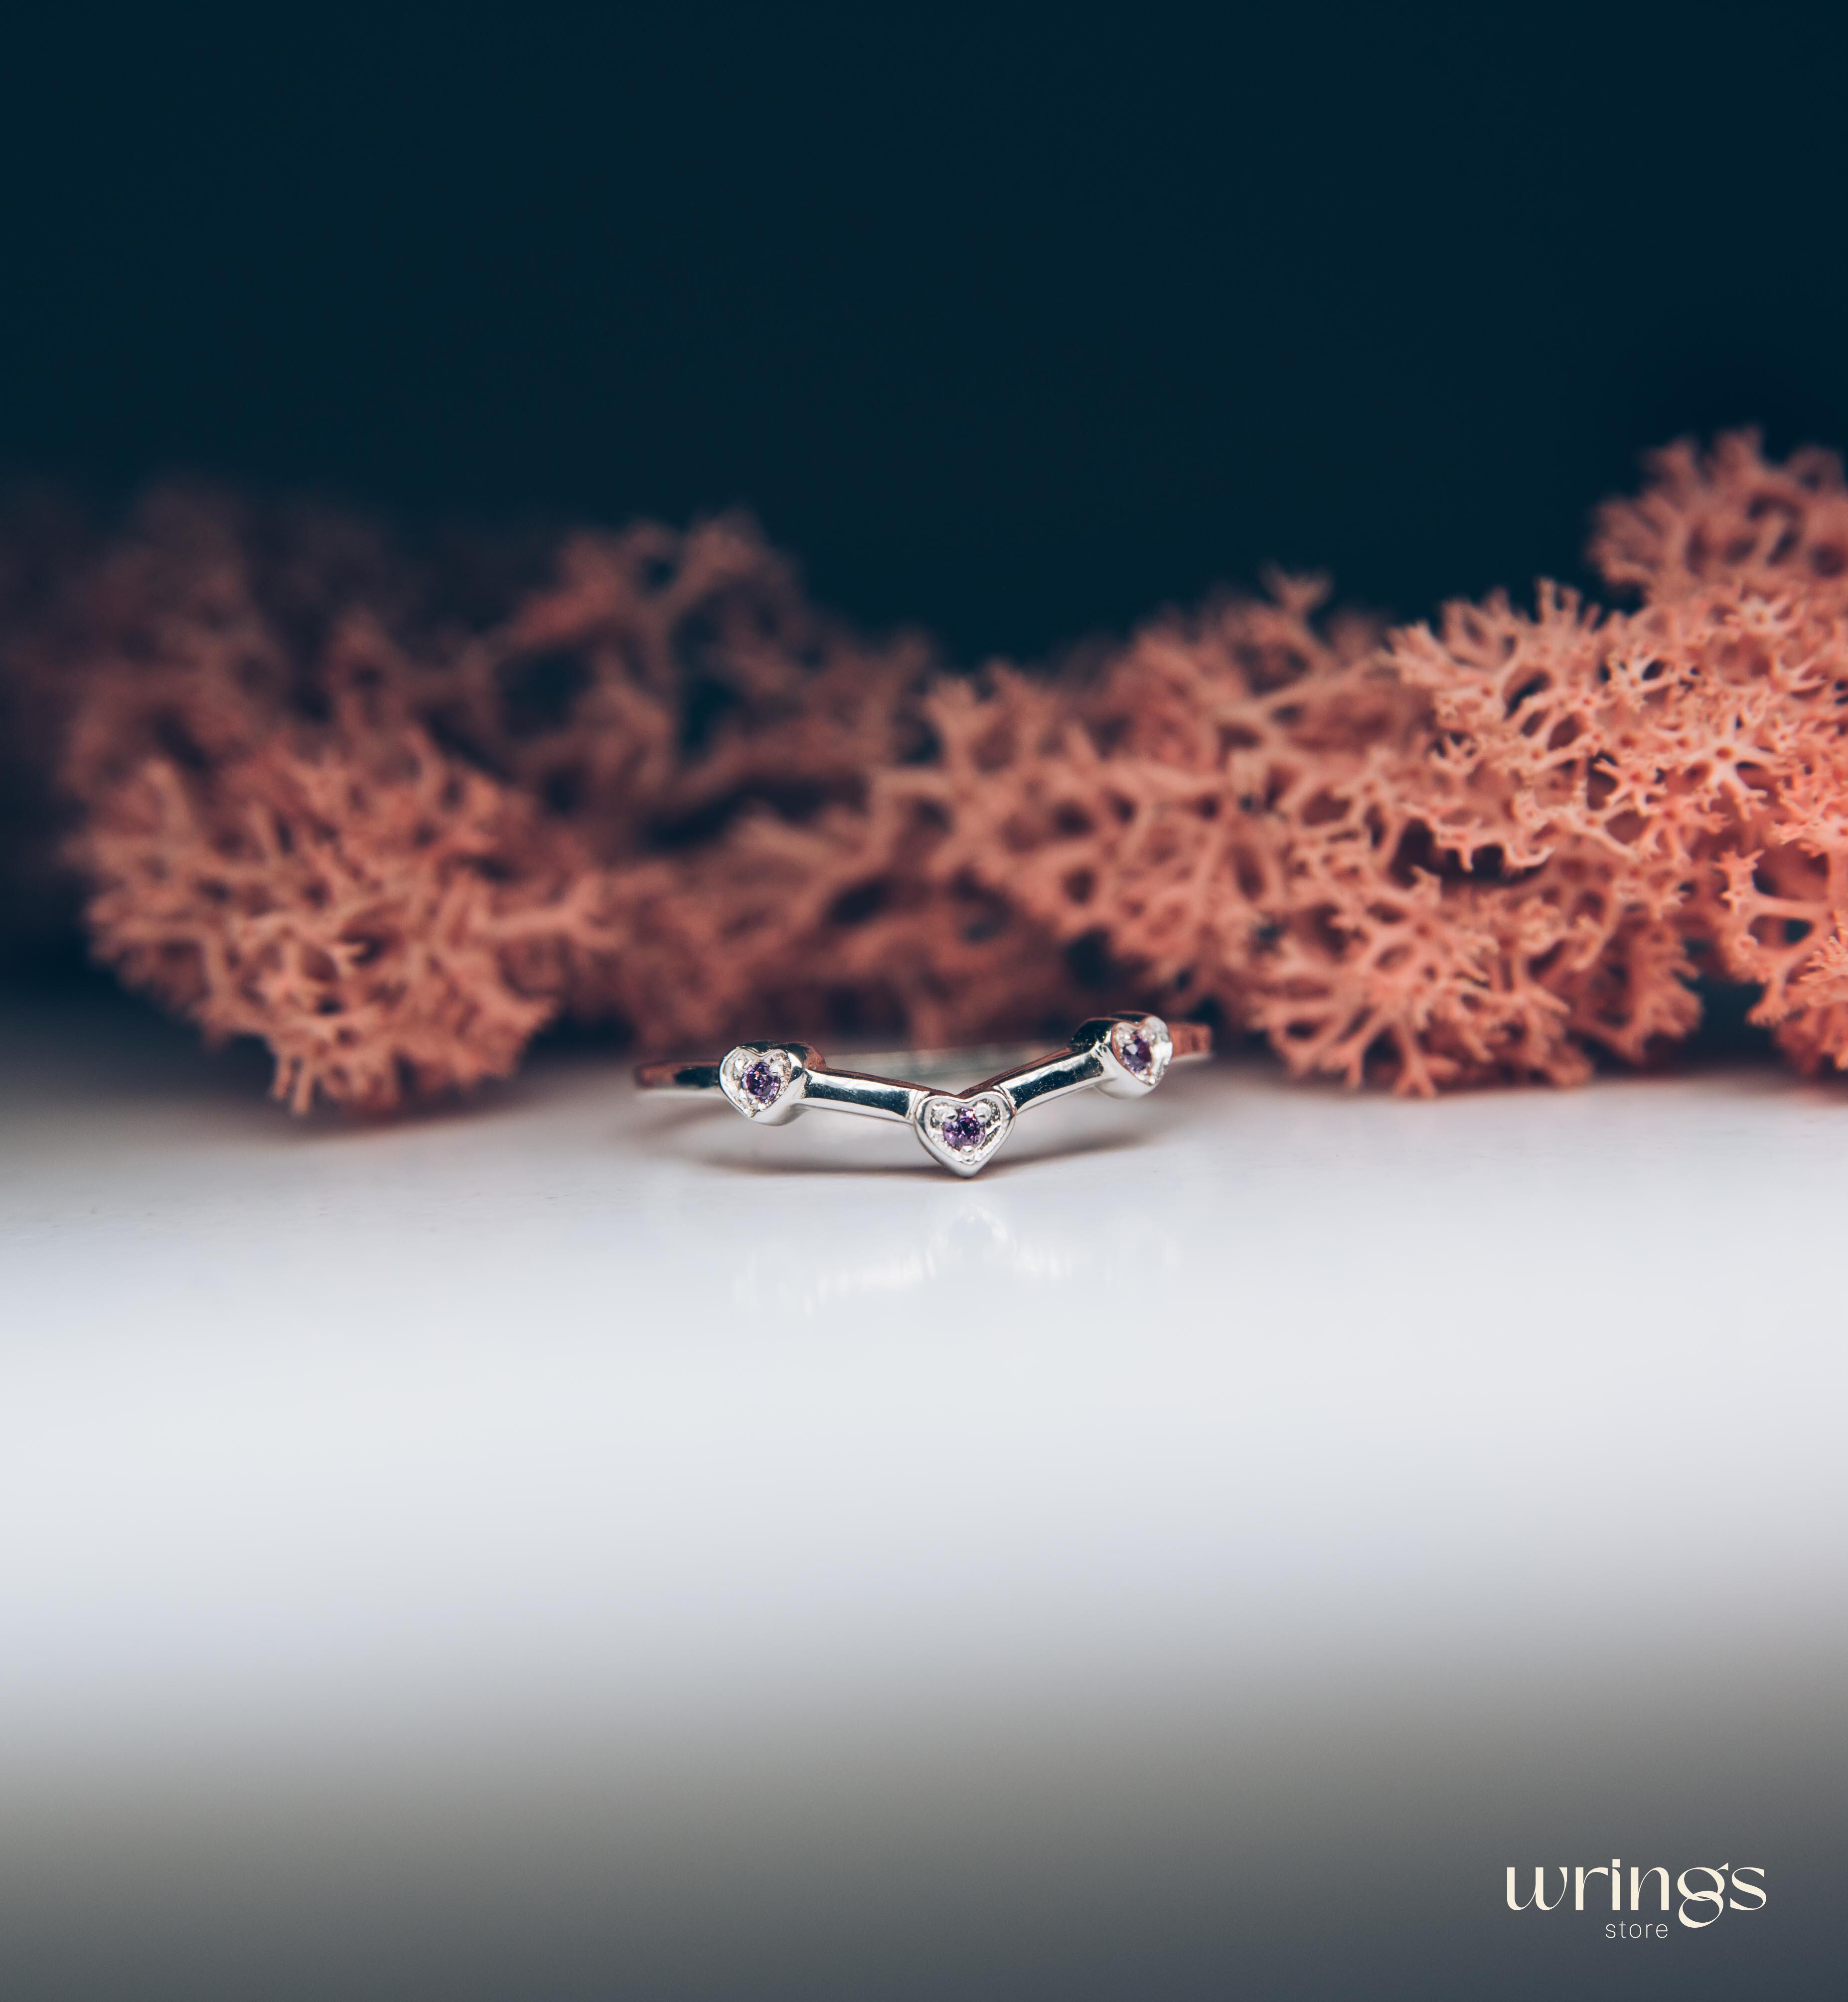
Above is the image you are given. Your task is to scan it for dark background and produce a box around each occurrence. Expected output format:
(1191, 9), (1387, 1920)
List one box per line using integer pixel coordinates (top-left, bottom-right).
(3, 12), (1847, 663)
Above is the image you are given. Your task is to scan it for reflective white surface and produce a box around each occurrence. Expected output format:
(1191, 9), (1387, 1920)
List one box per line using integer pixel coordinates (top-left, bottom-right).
(1, 992), (1842, 1998)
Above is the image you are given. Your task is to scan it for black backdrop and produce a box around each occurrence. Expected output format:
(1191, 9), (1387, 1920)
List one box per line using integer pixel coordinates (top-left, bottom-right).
(3, 13), (1846, 658)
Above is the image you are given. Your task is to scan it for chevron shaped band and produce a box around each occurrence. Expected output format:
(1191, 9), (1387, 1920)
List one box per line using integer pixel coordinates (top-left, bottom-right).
(634, 1013), (1211, 1176)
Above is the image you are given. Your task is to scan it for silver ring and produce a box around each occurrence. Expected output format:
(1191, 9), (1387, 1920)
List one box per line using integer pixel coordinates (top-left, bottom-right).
(635, 1013), (1211, 1176)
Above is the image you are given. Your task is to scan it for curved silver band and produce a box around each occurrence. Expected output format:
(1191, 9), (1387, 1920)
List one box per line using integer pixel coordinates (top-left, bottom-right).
(636, 1013), (1210, 1176)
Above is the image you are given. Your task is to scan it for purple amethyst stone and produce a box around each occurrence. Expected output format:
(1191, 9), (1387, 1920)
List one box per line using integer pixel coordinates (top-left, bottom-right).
(740, 1058), (782, 1106)
(940, 1105), (987, 1152)
(1119, 1030), (1153, 1077)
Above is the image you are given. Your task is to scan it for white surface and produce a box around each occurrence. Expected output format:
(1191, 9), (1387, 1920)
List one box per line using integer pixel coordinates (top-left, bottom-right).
(3, 998), (1842, 1735)
(0, 995), (1843, 1994)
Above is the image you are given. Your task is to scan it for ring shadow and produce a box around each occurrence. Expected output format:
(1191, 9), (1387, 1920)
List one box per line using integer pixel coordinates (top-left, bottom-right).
(640, 1108), (1147, 1178)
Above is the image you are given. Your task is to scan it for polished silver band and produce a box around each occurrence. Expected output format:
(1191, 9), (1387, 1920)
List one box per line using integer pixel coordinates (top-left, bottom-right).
(636, 1013), (1210, 1176)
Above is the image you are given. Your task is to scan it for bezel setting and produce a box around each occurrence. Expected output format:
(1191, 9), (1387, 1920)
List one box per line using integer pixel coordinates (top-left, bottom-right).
(914, 1090), (1014, 1176)
(718, 1043), (808, 1123)
(1097, 1013), (1172, 1096)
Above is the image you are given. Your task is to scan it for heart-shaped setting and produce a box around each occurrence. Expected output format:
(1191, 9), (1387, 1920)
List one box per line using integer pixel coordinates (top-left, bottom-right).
(915, 1090), (1014, 1176)
(1107, 1014), (1172, 1089)
(719, 1044), (804, 1120)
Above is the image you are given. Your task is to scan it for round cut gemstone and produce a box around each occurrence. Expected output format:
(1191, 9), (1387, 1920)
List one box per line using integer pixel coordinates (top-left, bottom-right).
(1119, 1030), (1153, 1077)
(940, 1105), (987, 1152)
(740, 1058), (782, 1106)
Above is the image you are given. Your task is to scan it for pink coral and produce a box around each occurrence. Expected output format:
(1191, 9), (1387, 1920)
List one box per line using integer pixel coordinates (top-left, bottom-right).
(926, 575), (1693, 1092)
(9, 432), (1848, 1111)
(1398, 434), (1848, 1076)
(80, 716), (572, 1112)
